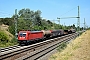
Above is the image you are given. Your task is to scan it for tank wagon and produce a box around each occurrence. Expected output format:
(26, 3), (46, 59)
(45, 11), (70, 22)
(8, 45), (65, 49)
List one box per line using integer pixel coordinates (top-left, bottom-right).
(68, 29), (76, 34)
(41, 30), (51, 38)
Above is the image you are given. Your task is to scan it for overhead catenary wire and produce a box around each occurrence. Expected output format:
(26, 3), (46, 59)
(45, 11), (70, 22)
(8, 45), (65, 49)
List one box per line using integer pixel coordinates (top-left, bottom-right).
(59, 6), (77, 17)
(57, 6), (80, 31)
(0, 11), (13, 18)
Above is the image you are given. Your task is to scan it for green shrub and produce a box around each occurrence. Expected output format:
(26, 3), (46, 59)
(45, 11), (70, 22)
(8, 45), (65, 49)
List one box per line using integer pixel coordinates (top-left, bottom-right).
(10, 37), (18, 44)
(0, 37), (18, 48)
(0, 31), (9, 42)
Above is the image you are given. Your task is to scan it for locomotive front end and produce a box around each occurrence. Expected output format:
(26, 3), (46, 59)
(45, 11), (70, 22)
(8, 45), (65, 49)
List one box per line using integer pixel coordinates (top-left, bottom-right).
(18, 31), (28, 44)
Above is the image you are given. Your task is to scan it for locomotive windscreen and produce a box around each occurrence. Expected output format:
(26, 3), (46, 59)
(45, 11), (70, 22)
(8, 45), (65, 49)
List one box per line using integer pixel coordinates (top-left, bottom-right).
(19, 32), (26, 37)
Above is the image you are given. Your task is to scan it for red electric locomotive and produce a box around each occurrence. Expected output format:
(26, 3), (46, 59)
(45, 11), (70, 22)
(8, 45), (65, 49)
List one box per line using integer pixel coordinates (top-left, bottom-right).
(18, 31), (44, 44)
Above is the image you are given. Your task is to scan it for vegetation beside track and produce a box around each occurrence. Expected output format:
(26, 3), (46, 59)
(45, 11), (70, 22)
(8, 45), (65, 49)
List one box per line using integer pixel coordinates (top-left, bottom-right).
(0, 25), (18, 48)
(49, 30), (90, 60)
(57, 42), (67, 52)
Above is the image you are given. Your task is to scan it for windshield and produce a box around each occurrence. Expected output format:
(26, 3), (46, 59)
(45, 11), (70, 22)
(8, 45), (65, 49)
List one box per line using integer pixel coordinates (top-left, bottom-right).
(19, 32), (26, 37)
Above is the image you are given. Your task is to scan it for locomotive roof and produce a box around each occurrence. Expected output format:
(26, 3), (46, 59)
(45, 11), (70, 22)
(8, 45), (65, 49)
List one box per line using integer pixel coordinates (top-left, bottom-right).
(19, 31), (43, 33)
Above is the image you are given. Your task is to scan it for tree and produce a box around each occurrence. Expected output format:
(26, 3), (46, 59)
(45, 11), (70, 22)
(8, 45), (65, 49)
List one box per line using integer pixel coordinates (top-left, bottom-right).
(34, 10), (42, 26)
(18, 9), (42, 30)
(9, 24), (15, 35)
(72, 24), (75, 29)
(0, 18), (14, 26)
(47, 20), (53, 26)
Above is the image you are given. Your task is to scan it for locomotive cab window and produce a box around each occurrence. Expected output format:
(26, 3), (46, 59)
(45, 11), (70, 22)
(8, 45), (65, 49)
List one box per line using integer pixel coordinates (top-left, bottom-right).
(19, 32), (26, 37)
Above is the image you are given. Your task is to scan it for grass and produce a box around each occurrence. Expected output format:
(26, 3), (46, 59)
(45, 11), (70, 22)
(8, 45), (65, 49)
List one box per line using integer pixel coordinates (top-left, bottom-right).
(49, 30), (90, 60)
(57, 42), (67, 52)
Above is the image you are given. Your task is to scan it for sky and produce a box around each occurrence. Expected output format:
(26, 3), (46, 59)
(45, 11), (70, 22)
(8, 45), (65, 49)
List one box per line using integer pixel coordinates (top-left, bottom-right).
(0, 0), (90, 27)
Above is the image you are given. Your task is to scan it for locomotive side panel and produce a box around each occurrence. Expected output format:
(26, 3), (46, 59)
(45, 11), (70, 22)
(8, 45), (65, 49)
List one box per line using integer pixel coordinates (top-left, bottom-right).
(29, 31), (44, 40)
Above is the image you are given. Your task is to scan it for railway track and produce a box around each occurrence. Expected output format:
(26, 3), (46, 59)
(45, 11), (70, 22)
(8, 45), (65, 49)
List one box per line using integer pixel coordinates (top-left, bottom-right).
(17, 33), (78, 60)
(0, 33), (79, 60)
(0, 45), (20, 52)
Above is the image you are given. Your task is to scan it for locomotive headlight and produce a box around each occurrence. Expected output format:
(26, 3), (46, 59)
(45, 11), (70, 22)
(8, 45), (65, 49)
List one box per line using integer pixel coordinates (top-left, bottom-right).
(23, 37), (25, 38)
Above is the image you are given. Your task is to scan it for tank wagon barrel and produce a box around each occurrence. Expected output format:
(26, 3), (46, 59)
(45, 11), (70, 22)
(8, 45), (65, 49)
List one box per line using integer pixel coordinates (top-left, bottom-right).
(41, 30), (52, 38)
(41, 30), (51, 35)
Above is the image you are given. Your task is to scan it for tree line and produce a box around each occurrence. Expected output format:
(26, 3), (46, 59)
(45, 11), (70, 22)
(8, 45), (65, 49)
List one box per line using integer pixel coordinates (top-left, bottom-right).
(0, 8), (82, 35)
